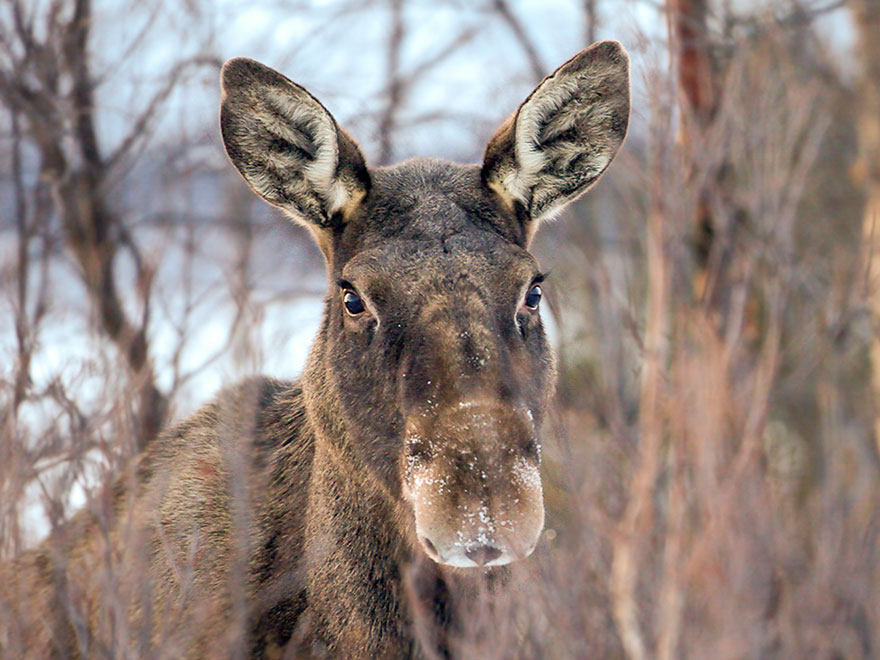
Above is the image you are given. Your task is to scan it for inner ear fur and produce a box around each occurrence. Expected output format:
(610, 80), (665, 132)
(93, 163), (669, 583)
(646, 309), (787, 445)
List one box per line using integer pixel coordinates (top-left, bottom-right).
(220, 58), (370, 229)
(482, 40), (630, 237)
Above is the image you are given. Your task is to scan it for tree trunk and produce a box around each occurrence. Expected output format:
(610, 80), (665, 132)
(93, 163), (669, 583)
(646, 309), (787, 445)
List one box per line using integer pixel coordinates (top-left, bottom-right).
(667, 0), (718, 298)
(853, 0), (880, 453)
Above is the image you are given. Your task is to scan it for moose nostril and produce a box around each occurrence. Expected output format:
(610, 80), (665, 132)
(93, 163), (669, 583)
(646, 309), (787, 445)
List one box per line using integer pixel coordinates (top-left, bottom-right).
(523, 437), (541, 462)
(421, 536), (439, 558)
(407, 436), (433, 463)
(465, 545), (502, 566)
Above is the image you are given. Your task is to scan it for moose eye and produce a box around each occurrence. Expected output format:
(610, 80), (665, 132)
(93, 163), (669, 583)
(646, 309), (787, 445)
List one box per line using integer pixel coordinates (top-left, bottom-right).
(343, 290), (365, 316)
(524, 284), (542, 310)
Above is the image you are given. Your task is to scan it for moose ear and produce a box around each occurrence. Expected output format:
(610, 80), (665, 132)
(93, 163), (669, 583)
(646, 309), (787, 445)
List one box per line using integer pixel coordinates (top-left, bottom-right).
(482, 41), (630, 240)
(221, 58), (370, 229)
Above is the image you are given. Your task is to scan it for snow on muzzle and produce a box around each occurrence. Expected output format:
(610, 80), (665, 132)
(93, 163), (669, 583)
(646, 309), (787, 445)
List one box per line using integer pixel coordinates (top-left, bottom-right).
(402, 399), (544, 568)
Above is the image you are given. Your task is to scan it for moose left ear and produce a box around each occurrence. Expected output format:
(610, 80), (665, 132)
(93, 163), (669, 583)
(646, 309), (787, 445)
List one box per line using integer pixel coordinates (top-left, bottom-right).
(220, 58), (370, 232)
(482, 40), (630, 241)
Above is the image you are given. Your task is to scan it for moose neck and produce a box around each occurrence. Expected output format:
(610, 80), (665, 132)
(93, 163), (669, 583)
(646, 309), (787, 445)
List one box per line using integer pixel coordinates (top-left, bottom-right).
(301, 308), (407, 505)
(299, 317), (419, 655)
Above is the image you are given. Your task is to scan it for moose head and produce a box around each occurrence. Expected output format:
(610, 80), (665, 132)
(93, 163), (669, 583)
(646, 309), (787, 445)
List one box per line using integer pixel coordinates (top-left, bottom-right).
(220, 41), (630, 568)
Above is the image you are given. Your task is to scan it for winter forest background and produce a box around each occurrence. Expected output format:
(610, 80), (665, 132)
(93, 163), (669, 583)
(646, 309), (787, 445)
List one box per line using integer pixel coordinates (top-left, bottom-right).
(3, 0), (880, 657)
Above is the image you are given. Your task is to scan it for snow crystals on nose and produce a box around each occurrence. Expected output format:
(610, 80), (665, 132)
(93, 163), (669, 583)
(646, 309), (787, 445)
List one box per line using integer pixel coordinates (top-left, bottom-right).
(453, 501), (497, 550)
(512, 456), (541, 490)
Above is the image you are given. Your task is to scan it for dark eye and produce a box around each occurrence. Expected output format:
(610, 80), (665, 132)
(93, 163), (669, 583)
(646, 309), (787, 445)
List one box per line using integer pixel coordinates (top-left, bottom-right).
(343, 290), (365, 316)
(524, 284), (542, 310)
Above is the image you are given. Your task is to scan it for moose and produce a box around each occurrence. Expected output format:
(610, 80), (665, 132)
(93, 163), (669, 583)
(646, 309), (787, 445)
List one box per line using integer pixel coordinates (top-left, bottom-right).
(0, 41), (629, 658)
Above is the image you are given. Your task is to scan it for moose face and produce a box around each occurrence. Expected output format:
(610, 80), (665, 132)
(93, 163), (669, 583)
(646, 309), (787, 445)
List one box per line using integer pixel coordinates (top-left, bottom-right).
(220, 42), (630, 568)
(329, 166), (553, 567)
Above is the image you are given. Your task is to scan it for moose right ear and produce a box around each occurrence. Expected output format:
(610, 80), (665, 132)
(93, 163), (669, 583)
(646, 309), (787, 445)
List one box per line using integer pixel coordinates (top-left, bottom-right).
(220, 58), (370, 229)
(482, 41), (630, 243)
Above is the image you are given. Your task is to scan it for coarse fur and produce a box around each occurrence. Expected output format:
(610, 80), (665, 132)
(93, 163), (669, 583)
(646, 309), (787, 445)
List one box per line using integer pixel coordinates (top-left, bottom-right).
(0, 41), (629, 658)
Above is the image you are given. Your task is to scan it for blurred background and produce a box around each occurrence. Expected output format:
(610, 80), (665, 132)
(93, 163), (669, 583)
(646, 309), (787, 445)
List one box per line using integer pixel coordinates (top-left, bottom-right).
(2, 0), (880, 657)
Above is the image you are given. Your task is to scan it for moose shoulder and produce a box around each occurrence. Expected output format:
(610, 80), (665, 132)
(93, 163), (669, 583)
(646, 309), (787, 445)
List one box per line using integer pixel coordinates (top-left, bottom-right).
(0, 41), (629, 659)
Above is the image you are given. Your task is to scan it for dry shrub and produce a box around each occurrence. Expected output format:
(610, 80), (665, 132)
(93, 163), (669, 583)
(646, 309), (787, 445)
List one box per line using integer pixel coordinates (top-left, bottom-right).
(3, 3), (879, 659)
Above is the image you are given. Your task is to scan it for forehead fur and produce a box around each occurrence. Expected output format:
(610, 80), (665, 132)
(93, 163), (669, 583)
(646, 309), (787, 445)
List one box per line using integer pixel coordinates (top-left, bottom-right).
(341, 159), (525, 248)
(336, 160), (538, 296)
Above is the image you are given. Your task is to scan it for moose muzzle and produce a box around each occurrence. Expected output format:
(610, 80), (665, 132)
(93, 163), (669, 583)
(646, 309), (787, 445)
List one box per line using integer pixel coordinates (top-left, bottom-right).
(403, 399), (544, 568)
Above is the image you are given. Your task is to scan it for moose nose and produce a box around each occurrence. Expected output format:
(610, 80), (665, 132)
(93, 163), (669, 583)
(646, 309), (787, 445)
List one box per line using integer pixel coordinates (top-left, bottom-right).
(464, 545), (502, 566)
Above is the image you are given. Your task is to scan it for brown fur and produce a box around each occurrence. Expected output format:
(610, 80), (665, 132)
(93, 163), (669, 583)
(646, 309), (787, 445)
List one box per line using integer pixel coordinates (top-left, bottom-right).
(0, 41), (629, 658)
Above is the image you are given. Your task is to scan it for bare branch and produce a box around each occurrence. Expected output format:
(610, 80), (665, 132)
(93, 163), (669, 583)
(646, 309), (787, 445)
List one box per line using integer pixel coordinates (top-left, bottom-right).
(105, 54), (223, 172)
(583, 0), (597, 46)
(377, 0), (405, 165)
(488, 0), (546, 81)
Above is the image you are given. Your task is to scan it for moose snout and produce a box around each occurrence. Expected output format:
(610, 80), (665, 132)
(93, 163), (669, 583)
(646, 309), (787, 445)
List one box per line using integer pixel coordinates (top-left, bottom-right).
(403, 400), (544, 569)
(413, 482), (544, 567)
